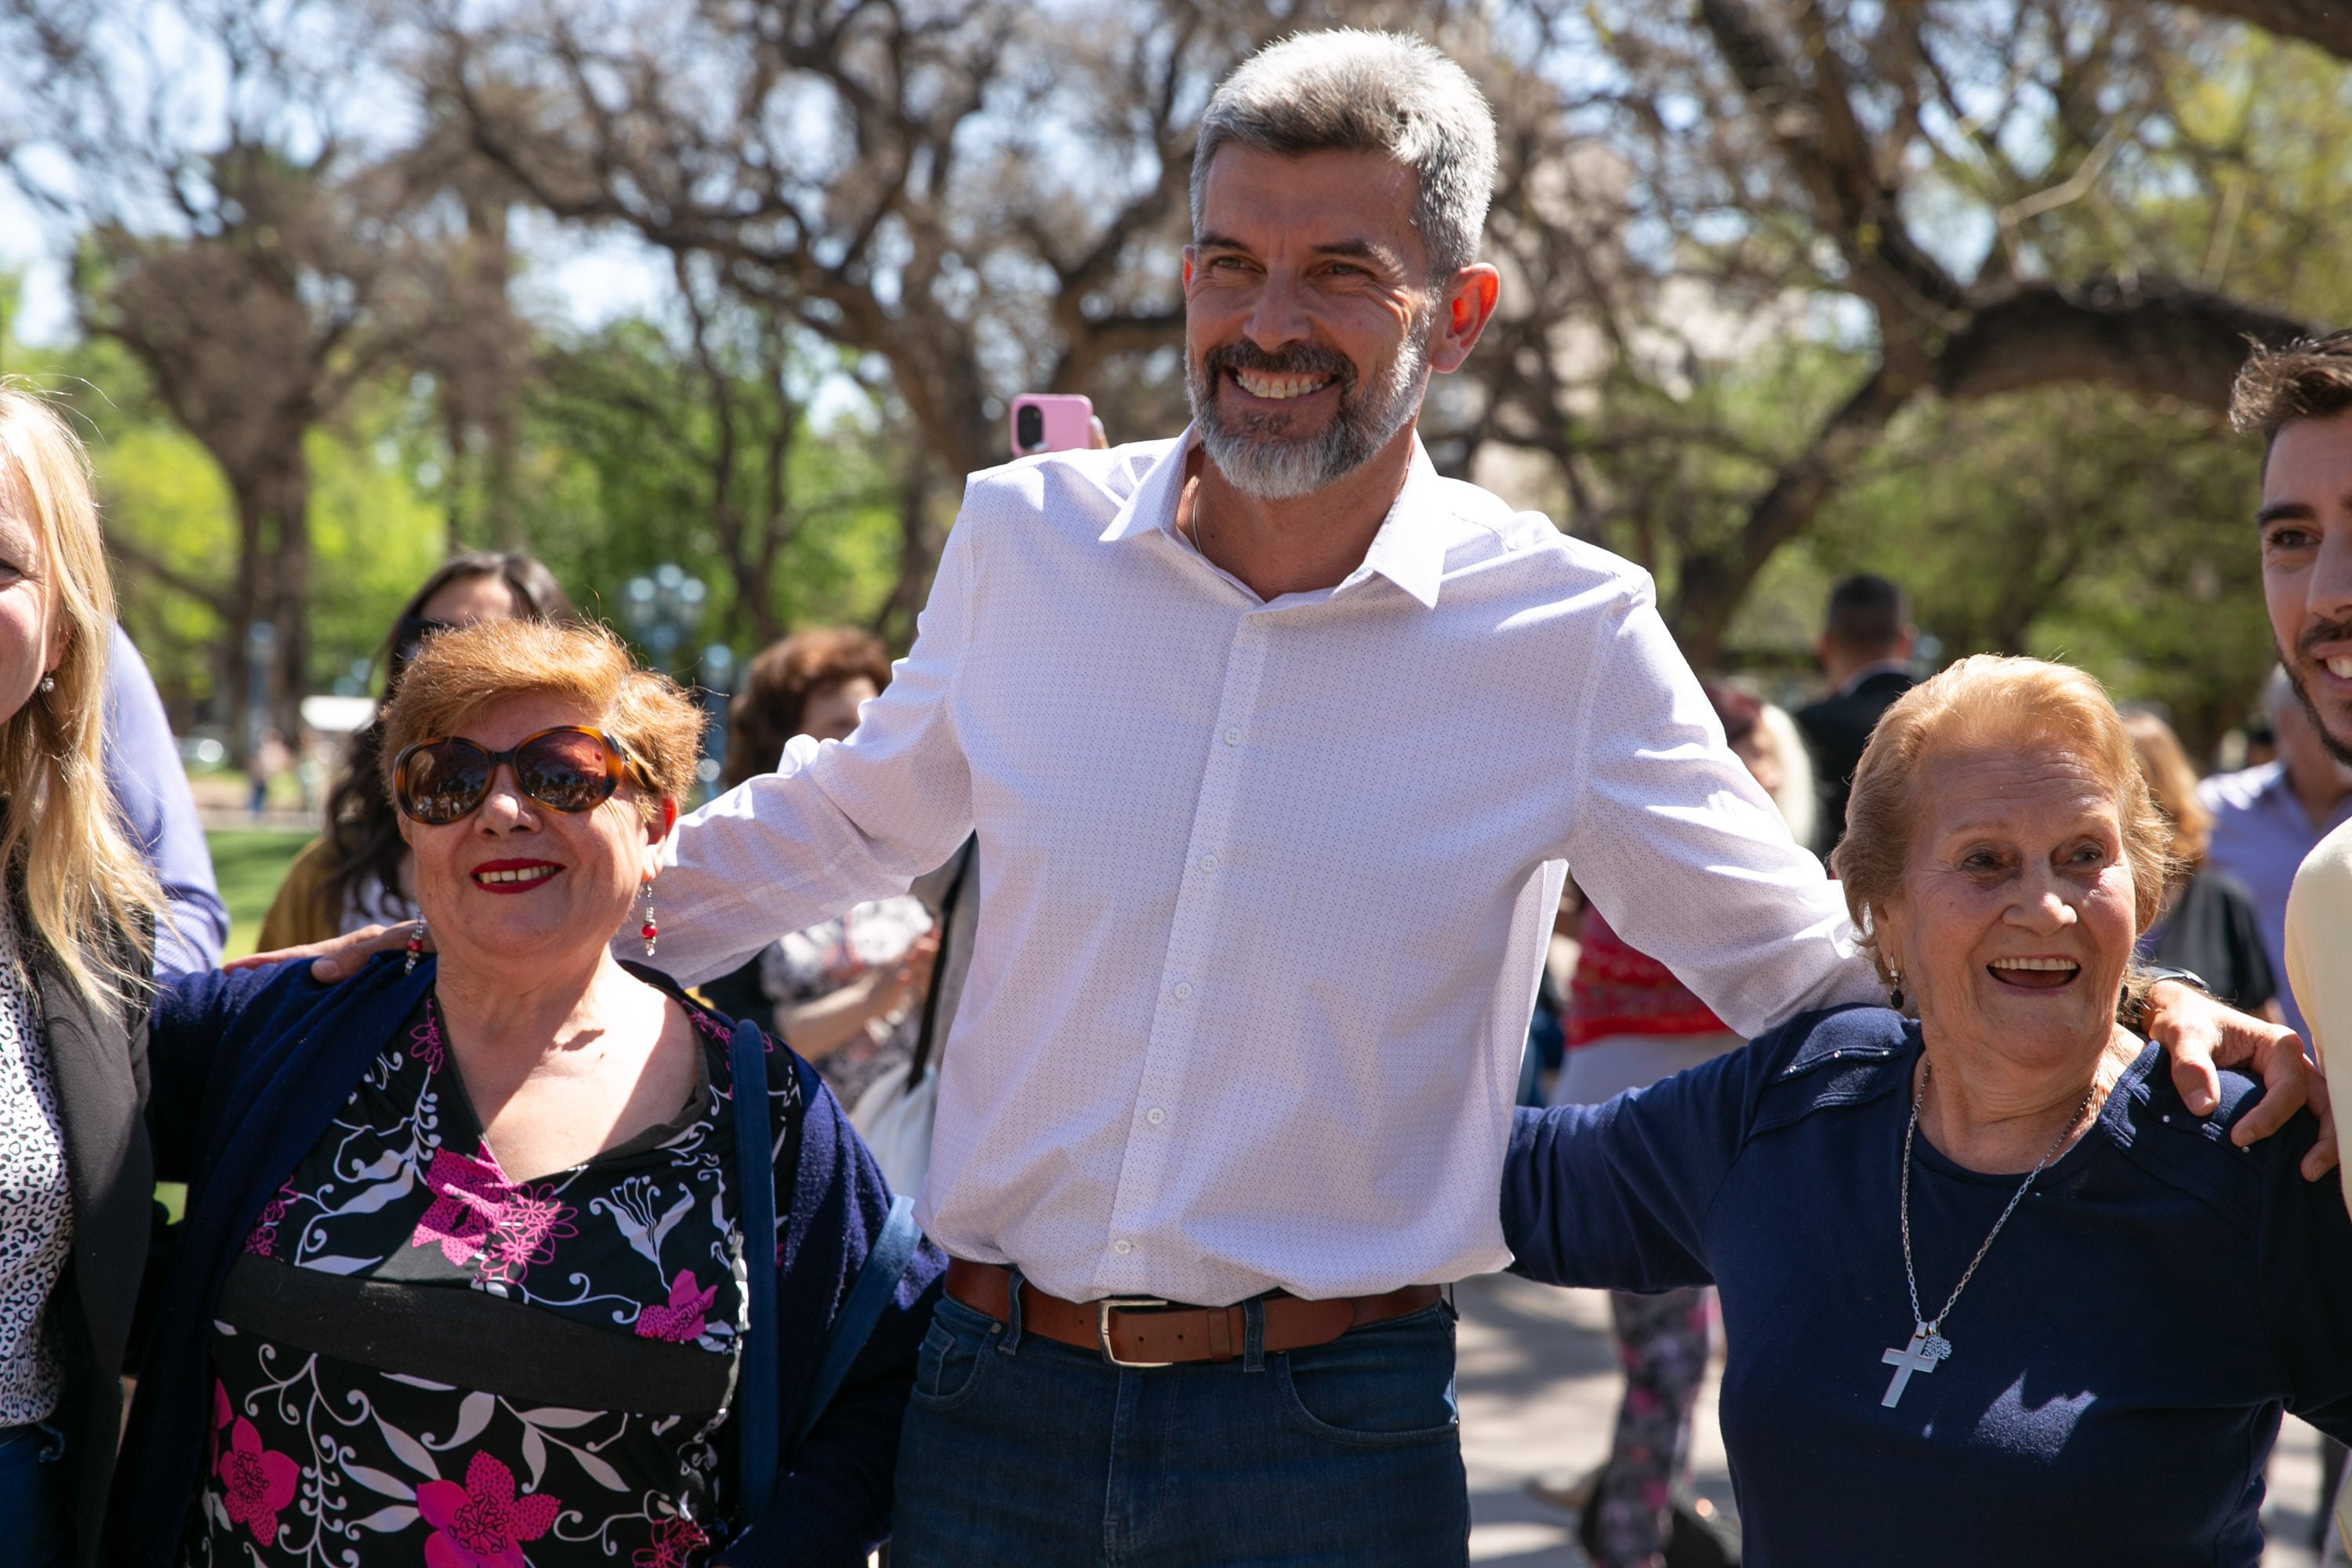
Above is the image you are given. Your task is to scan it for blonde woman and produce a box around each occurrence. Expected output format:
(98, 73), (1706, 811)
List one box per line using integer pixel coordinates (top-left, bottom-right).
(0, 387), (165, 1566)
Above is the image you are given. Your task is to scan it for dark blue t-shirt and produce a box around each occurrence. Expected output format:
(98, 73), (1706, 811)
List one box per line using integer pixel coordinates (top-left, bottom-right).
(1501, 1005), (2352, 1567)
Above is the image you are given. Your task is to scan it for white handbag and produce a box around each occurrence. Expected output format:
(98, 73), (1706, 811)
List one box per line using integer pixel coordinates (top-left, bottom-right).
(848, 844), (972, 1200)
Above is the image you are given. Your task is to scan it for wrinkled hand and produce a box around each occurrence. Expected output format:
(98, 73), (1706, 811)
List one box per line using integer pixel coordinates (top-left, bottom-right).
(221, 921), (424, 984)
(2146, 979), (2337, 1179)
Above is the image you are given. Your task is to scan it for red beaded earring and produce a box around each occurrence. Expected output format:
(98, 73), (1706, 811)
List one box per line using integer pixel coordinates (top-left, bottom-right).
(404, 916), (427, 975)
(639, 884), (658, 958)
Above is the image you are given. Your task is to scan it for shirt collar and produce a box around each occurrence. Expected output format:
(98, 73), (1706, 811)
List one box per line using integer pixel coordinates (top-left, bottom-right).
(1834, 659), (1913, 699)
(1099, 425), (1451, 611)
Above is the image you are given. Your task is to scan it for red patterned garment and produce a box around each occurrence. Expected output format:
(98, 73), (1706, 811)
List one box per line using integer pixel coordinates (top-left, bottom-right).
(1566, 906), (1730, 1047)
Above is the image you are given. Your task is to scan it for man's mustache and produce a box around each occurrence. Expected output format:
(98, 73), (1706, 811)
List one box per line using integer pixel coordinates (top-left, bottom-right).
(2299, 617), (2352, 661)
(1200, 339), (1356, 391)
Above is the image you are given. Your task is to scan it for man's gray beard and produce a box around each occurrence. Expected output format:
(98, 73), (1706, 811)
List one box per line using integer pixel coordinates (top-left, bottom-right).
(1188, 329), (1429, 501)
(2285, 655), (2352, 767)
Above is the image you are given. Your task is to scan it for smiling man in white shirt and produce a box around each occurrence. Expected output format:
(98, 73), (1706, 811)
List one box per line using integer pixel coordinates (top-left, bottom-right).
(609, 31), (2318, 1567)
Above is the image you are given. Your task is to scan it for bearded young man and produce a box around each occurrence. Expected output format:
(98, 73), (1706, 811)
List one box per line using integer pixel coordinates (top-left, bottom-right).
(275, 30), (2316, 1566)
(2238, 337), (2352, 1201)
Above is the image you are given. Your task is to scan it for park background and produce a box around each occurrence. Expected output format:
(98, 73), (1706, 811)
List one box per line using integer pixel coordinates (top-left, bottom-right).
(3, 2), (2350, 1559)
(8, 0), (2350, 958)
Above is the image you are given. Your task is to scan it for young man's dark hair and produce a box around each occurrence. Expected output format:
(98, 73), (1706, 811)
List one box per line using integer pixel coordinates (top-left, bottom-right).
(2230, 328), (2352, 465)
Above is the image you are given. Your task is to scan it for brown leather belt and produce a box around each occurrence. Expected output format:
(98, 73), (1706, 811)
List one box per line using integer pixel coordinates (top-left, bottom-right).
(942, 1258), (1443, 1367)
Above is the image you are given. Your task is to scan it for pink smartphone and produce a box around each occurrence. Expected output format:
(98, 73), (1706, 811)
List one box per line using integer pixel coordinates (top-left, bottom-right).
(1009, 393), (1095, 457)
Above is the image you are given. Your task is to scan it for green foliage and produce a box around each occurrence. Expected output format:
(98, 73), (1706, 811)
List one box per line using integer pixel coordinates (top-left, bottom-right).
(1738, 385), (2274, 764)
(205, 827), (318, 960)
(303, 420), (447, 688)
(517, 318), (906, 670)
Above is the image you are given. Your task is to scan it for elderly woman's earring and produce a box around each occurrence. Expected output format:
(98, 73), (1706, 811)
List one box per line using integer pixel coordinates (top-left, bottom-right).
(1887, 968), (1906, 1012)
(404, 917), (427, 975)
(639, 884), (657, 959)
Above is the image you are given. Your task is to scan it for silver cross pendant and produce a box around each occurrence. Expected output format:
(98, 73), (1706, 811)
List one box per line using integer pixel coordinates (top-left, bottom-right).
(1879, 1326), (1951, 1407)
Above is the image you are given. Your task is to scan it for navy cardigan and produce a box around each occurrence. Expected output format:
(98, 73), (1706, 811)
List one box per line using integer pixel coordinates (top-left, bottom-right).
(109, 952), (942, 1568)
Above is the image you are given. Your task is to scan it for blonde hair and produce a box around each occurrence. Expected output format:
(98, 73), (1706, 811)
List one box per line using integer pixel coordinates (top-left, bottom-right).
(378, 619), (705, 818)
(1831, 655), (2176, 990)
(2122, 711), (2212, 872)
(0, 387), (162, 1004)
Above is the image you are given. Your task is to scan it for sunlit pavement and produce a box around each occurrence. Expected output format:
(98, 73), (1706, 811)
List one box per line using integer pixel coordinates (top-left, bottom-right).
(1455, 1271), (2330, 1566)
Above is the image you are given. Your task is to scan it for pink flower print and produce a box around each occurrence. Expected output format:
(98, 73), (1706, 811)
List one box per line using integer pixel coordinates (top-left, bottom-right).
(478, 1189), (578, 1286)
(632, 1515), (710, 1568)
(215, 1417), (299, 1547)
(410, 1009), (447, 1073)
(687, 1008), (728, 1044)
(242, 1181), (297, 1258)
(419, 1452), (562, 1568)
(413, 1145), (516, 1267)
(634, 1270), (718, 1343)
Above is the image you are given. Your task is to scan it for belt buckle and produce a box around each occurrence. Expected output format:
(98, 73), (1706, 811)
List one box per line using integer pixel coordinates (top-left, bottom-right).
(1096, 1297), (1173, 1367)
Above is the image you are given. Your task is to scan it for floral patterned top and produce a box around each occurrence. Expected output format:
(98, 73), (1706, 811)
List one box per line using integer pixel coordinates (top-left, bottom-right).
(187, 994), (787, 1568)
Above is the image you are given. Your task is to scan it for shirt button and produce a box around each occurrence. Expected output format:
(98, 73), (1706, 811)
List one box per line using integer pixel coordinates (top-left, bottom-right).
(1113, 1240), (1134, 1256)
(1198, 854), (1219, 873)
(1147, 1108), (1166, 1126)
(1224, 728), (1242, 746)
(1173, 981), (1194, 1001)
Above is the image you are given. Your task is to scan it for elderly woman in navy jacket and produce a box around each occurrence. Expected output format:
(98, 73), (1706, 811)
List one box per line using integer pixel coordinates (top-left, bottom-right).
(1504, 656), (2352, 1567)
(112, 619), (938, 1568)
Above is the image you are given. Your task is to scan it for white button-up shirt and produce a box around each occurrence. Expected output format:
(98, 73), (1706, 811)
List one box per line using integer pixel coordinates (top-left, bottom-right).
(651, 430), (1877, 1305)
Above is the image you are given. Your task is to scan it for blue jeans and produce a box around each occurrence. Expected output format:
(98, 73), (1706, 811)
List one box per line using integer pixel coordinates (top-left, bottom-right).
(890, 1292), (1467, 1567)
(0, 1422), (71, 1568)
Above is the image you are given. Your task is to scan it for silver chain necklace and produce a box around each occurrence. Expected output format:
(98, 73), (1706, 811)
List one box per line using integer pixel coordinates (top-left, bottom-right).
(1878, 1055), (2097, 1409)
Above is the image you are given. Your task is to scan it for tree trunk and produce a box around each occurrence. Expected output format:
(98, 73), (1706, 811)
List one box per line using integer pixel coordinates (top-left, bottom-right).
(268, 459), (312, 746)
(873, 453), (944, 652)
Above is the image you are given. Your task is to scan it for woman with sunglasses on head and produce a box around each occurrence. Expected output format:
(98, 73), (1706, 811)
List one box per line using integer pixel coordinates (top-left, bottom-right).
(255, 553), (574, 953)
(113, 619), (939, 1568)
(0, 390), (168, 1566)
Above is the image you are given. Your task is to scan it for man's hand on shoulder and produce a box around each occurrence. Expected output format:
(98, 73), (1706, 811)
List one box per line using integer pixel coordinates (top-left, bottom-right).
(2146, 979), (2337, 1179)
(222, 921), (424, 984)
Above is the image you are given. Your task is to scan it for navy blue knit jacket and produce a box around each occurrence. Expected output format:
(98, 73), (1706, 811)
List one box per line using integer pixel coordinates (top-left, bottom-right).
(109, 952), (942, 1568)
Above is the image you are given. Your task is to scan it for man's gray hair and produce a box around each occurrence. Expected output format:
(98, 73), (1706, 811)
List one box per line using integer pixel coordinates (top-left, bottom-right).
(1192, 30), (1498, 278)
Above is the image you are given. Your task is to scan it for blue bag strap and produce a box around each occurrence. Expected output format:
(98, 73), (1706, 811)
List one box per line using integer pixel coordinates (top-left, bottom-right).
(729, 1016), (782, 1521)
(795, 1195), (921, 1446)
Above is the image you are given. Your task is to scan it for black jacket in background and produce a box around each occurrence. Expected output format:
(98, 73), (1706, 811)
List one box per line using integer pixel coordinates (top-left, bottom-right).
(1795, 668), (1915, 857)
(16, 890), (152, 1568)
(2143, 866), (2277, 1014)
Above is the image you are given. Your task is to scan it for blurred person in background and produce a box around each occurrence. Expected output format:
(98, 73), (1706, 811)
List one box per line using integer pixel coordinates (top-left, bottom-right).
(102, 623), (227, 975)
(242, 729), (289, 820)
(1540, 682), (1800, 1568)
(1795, 574), (1915, 856)
(699, 628), (943, 1111)
(114, 619), (935, 1568)
(0, 387), (167, 1566)
(256, 552), (573, 951)
(2198, 666), (2352, 1044)
(2122, 711), (2278, 1017)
